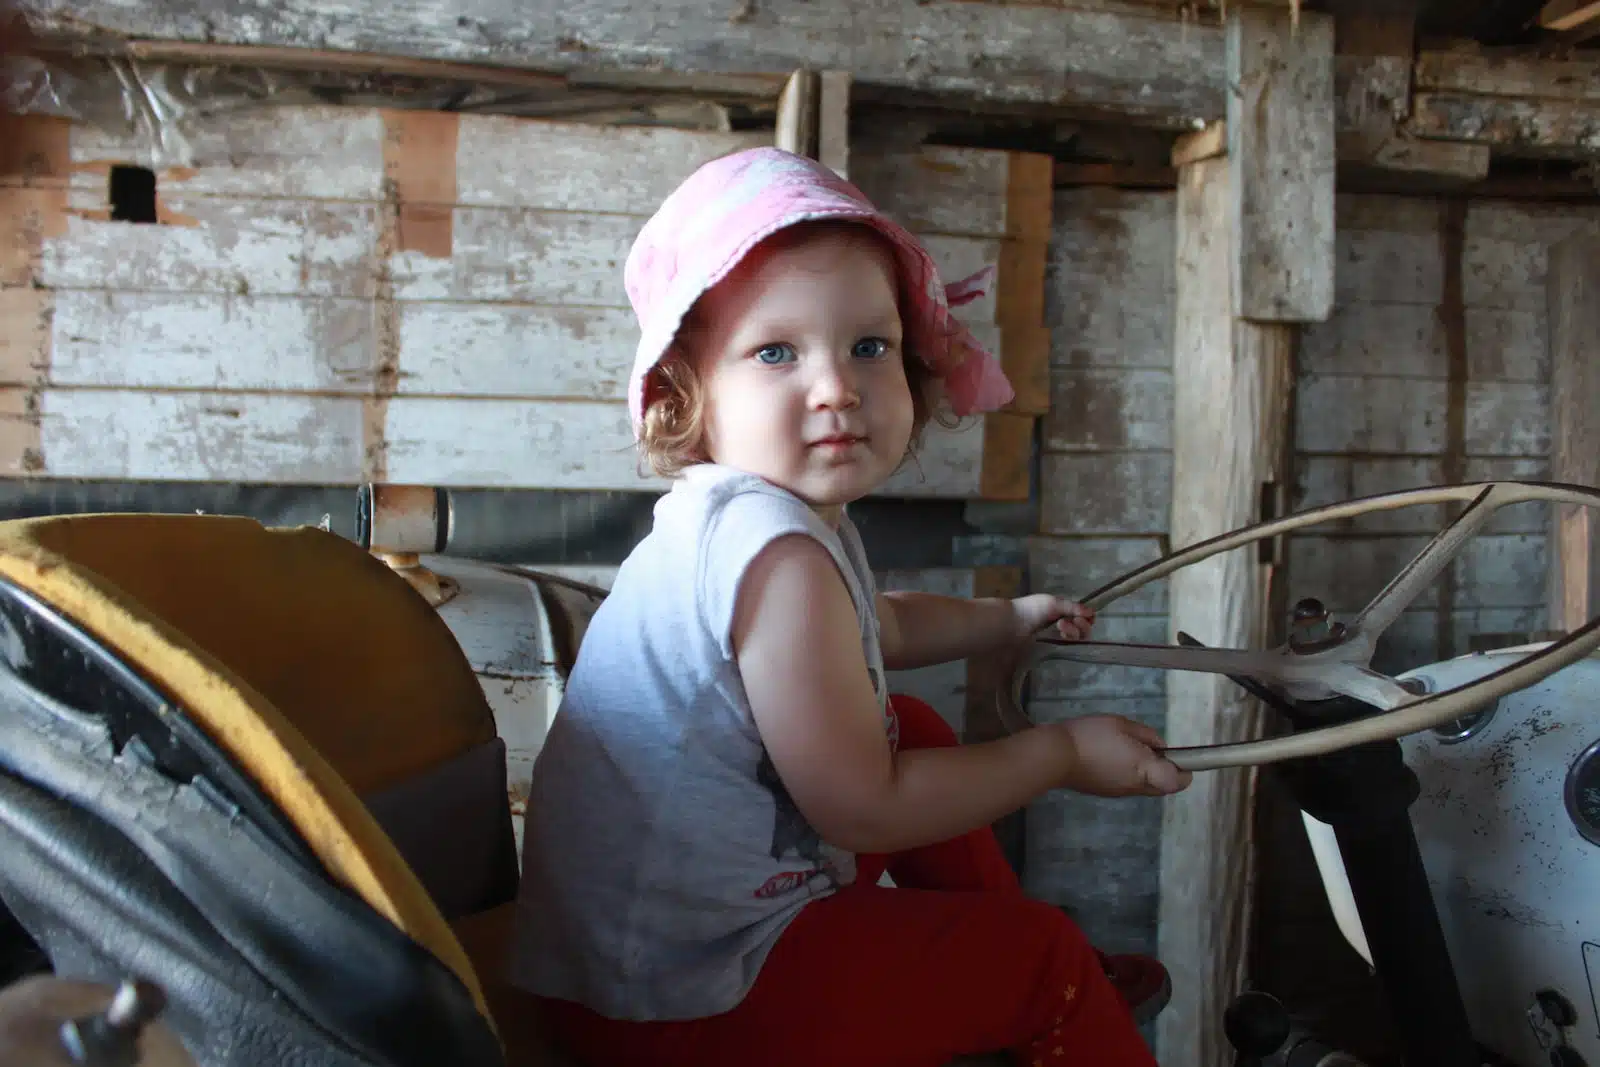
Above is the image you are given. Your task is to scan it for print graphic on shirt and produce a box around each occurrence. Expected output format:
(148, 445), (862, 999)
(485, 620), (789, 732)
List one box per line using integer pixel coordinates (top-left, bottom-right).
(755, 747), (827, 865)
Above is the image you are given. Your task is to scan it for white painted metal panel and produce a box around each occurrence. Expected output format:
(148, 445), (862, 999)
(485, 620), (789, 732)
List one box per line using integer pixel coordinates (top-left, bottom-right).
(1303, 649), (1600, 1066)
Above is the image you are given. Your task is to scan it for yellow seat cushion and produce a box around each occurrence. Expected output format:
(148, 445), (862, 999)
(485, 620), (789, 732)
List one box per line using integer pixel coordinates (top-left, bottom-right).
(0, 513), (496, 1023)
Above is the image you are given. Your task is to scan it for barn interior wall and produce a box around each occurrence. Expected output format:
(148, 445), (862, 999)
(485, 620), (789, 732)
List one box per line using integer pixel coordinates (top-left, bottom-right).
(1, 97), (1593, 981)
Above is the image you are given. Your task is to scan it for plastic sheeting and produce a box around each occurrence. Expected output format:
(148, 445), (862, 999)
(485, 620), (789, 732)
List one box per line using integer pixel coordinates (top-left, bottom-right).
(0, 49), (746, 168)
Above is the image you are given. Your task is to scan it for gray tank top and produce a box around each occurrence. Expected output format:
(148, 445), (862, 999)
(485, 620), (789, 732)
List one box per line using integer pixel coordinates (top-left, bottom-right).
(508, 464), (892, 1021)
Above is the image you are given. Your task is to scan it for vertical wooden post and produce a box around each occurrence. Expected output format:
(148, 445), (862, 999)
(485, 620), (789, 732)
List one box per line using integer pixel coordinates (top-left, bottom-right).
(1548, 236), (1600, 632)
(775, 69), (819, 158)
(817, 71), (852, 179)
(1159, 6), (1329, 1065)
(1228, 6), (1336, 323)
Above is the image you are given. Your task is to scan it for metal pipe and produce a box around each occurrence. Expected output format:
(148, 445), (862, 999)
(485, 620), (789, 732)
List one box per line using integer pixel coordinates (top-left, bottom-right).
(0, 480), (980, 567)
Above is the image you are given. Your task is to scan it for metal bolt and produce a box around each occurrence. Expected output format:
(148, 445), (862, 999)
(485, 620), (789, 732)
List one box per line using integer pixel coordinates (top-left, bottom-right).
(58, 979), (166, 1067)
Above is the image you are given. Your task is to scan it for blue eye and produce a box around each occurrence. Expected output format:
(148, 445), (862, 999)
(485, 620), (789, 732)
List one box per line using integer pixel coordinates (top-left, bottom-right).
(755, 343), (796, 365)
(852, 337), (889, 360)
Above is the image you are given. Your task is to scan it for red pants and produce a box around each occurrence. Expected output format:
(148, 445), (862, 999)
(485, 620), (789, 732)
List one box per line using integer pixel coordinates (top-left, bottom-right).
(539, 695), (1158, 1067)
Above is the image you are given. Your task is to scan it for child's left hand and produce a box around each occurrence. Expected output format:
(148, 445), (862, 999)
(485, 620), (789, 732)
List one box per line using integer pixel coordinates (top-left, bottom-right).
(1010, 594), (1096, 643)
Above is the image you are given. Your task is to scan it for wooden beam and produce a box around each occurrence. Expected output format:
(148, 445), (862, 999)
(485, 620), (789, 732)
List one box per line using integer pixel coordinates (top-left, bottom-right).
(1409, 91), (1600, 157)
(13, 0), (1226, 128)
(774, 69), (819, 158)
(1160, 151), (1295, 1067)
(1054, 162), (1179, 188)
(1227, 5), (1336, 322)
(1414, 50), (1600, 103)
(1547, 236), (1600, 634)
(817, 71), (851, 179)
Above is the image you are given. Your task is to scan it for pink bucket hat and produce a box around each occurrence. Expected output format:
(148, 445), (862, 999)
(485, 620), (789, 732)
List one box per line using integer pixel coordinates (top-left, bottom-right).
(623, 147), (1015, 434)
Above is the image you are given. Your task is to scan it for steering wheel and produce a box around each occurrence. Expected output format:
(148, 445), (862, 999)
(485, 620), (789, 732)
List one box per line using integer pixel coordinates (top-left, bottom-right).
(1002, 481), (1600, 772)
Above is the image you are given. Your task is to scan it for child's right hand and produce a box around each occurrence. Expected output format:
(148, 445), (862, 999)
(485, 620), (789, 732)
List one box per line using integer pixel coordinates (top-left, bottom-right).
(1051, 715), (1193, 797)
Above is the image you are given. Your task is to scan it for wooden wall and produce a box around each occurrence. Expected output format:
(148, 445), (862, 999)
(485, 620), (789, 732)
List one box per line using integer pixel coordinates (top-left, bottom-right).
(1290, 196), (1599, 673)
(1024, 188), (1175, 956)
(0, 108), (1051, 501)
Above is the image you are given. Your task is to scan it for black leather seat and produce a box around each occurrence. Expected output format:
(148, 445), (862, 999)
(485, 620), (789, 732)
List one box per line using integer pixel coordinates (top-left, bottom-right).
(0, 513), (561, 1067)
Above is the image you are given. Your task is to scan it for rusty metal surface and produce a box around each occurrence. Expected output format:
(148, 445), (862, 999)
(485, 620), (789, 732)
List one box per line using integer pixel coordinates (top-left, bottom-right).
(361, 483), (444, 554)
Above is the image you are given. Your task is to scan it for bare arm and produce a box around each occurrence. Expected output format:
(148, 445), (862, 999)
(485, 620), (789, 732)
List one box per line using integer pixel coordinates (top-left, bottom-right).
(876, 590), (1096, 671)
(876, 591), (1016, 670)
(735, 534), (1083, 854)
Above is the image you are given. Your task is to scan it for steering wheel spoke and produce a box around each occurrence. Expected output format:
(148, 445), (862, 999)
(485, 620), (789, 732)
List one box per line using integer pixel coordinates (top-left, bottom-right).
(1350, 484), (1503, 640)
(1314, 663), (1419, 711)
(1032, 638), (1299, 684)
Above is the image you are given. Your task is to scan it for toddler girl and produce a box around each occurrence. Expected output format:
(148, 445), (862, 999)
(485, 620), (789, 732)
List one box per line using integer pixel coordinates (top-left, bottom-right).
(509, 147), (1192, 1067)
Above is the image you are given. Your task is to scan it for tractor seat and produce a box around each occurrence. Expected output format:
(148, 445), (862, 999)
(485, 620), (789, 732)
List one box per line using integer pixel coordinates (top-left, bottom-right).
(0, 513), (566, 1066)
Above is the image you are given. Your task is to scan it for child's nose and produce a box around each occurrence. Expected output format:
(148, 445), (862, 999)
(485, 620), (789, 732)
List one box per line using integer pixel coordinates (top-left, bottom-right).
(809, 359), (861, 410)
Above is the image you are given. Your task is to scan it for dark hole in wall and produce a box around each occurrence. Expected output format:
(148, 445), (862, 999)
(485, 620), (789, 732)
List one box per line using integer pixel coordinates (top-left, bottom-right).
(108, 165), (158, 223)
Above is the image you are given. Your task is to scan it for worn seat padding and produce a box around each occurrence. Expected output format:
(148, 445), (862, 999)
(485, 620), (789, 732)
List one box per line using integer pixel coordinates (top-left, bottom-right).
(0, 513), (498, 1017)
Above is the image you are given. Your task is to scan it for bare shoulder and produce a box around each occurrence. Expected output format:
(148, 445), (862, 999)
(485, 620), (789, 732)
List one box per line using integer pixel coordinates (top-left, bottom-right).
(731, 532), (857, 651)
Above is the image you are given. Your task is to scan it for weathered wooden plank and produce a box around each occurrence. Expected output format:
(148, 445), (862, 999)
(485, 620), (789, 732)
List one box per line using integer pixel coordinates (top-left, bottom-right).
(0, 388), (366, 482)
(1299, 303), (1546, 382)
(1048, 189), (1175, 370)
(1415, 50), (1600, 104)
(64, 106), (388, 200)
(1038, 453), (1173, 536)
(1286, 533), (1551, 613)
(1332, 7), (1412, 162)
(1294, 455), (1550, 536)
(43, 292), (378, 392)
(1337, 190), (1443, 234)
(0, 387), (991, 496)
(384, 396), (988, 496)
(1161, 150), (1296, 1067)
(852, 147), (1037, 241)
(16, 0), (1227, 125)
(977, 412), (1033, 502)
(1365, 137), (1491, 182)
(1227, 6), (1336, 323)
(1466, 199), (1600, 245)
(396, 303), (634, 399)
(817, 71), (851, 180)
(1044, 368), (1173, 453)
(455, 118), (766, 214)
(1410, 92), (1600, 156)
(32, 193), (1008, 324)
(775, 69), (819, 158)
(60, 106), (766, 210)
(0, 288), (51, 389)
(34, 291), (1006, 402)
(1335, 224), (1442, 306)
(39, 196), (384, 298)
(1295, 376), (1548, 457)
(1374, 606), (1550, 672)
(1464, 218), (1600, 312)
(1547, 236), (1600, 632)
(383, 110), (457, 259)
(1027, 535), (1170, 616)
